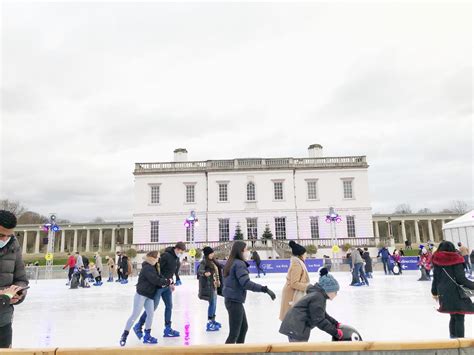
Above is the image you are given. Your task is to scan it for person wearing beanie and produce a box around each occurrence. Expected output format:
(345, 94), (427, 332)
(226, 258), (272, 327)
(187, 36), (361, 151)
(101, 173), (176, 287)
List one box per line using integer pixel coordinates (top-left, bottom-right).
(279, 240), (310, 321)
(198, 246), (223, 331)
(134, 241), (186, 339)
(279, 269), (343, 342)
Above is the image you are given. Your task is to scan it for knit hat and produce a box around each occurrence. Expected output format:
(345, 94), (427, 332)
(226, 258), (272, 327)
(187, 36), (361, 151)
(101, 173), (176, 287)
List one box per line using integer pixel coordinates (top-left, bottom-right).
(203, 246), (214, 257)
(318, 274), (340, 293)
(289, 240), (306, 256)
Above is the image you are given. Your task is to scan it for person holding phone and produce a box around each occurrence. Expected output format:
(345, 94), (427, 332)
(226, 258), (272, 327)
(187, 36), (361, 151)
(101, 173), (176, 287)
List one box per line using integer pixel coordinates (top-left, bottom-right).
(0, 210), (29, 348)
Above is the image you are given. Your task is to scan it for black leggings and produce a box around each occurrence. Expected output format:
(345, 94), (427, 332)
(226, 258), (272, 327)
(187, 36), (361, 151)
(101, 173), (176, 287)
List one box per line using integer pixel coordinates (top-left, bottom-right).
(0, 323), (12, 348)
(225, 299), (248, 344)
(449, 314), (465, 338)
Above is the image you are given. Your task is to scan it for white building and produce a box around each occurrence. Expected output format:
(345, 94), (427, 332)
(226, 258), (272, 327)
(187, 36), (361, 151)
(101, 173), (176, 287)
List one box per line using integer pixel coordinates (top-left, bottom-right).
(133, 145), (373, 244)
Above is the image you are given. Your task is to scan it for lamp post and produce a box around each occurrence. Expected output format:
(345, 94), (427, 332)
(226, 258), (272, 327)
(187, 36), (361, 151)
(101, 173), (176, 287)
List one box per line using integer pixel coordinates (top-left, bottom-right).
(184, 211), (199, 274)
(326, 207), (342, 264)
(43, 214), (61, 279)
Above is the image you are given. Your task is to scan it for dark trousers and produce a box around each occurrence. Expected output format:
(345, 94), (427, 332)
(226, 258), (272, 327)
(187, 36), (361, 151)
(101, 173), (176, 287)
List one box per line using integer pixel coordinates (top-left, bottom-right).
(117, 269), (123, 281)
(68, 268), (74, 281)
(225, 299), (248, 344)
(0, 323), (12, 348)
(449, 314), (465, 338)
(256, 262), (265, 277)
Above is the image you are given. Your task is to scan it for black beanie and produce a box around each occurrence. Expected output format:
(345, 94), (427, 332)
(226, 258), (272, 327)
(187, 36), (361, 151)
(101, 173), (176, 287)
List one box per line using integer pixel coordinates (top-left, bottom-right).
(289, 240), (306, 256)
(203, 246), (214, 257)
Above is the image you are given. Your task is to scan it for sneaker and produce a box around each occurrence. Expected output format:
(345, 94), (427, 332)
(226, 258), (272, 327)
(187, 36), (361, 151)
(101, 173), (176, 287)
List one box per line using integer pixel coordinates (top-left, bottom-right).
(143, 329), (158, 344)
(206, 321), (219, 332)
(163, 325), (180, 338)
(133, 323), (143, 339)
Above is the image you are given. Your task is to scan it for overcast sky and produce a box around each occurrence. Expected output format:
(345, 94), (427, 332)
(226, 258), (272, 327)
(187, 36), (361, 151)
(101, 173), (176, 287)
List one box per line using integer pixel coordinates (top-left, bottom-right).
(1, 1), (472, 222)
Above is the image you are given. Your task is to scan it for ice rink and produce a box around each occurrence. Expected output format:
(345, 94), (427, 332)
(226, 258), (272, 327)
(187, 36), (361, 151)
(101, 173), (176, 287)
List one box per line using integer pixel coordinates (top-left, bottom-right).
(13, 271), (473, 348)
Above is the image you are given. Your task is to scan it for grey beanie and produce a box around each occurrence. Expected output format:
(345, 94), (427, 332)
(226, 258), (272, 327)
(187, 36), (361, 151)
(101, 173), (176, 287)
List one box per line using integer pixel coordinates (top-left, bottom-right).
(318, 274), (340, 293)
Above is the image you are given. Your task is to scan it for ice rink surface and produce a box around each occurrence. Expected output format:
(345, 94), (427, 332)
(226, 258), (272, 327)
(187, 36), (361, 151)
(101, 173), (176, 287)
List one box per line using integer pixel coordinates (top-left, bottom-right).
(13, 271), (473, 348)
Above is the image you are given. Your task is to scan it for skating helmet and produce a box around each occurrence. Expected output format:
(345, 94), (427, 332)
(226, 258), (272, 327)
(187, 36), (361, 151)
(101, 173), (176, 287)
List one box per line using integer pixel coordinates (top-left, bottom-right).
(334, 325), (363, 341)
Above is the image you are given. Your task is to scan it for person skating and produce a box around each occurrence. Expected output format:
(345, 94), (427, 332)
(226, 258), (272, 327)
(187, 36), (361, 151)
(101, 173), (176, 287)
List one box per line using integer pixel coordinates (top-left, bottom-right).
(63, 253), (76, 285)
(116, 251), (123, 282)
(458, 242), (472, 277)
(431, 241), (474, 338)
(223, 241), (276, 344)
(351, 247), (368, 286)
(0, 210), (29, 349)
(119, 253), (130, 284)
(198, 247), (222, 331)
(377, 246), (392, 275)
(279, 268), (343, 342)
(323, 255), (332, 272)
(134, 242), (186, 339)
(362, 248), (373, 279)
(279, 241), (310, 321)
(89, 263), (102, 286)
(105, 256), (115, 282)
(120, 251), (170, 346)
(75, 251), (84, 269)
(251, 251), (266, 278)
(418, 247), (432, 281)
(95, 253), (103, 280)
(391, 249), (402, 275)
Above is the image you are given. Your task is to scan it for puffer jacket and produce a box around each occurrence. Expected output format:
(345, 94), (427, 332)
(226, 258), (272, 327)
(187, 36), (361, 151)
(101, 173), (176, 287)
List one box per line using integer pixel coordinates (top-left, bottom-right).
(136, 260), (170, 299)
(0, 237), (29, 327)
(279, 283), (339, 341)
(223, 259), (264, 303)
(431, 251), (474, 314)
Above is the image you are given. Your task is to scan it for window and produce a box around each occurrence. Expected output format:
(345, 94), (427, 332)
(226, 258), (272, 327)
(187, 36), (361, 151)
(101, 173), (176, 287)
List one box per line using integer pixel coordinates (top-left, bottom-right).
(186, 227), (191, 242)
(219, 219), (230, 241)
(150, 221), (159, 242)
(150, 185), (160, 204)
(307, 181), (318, 200)
(186, 184), (195, 203)
(246, 182), (256, 201)
(310, 217), (320, 239)
(274, 217), (286, 239)
(274, 182), (283, 200)
(219, 183), (228, 202)
(246, 218), (258, 240)
(343, 180), (353, 199)
(347, 216), (356, 238)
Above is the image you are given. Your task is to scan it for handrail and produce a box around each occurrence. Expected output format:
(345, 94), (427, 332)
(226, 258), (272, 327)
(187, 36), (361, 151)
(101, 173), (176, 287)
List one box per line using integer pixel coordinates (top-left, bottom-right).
(4, 339), (473, 354)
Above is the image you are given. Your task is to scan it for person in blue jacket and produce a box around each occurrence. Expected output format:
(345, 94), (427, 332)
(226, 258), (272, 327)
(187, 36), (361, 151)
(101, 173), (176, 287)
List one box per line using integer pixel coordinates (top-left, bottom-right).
(377, 246), (392, 275)
(223, 240), (276, 344)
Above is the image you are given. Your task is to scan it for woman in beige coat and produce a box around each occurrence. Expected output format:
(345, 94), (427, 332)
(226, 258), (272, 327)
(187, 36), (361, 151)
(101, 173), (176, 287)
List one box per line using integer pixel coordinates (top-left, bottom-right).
(279, 241), (310, 321)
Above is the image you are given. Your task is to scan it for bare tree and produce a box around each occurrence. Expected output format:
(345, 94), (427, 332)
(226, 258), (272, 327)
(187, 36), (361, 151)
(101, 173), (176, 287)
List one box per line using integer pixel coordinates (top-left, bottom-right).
(17, 211), (48, 224)
(417, 208), (432, 214)
(0, 199), (27, 216)
(450, 200), (470, 214)
(91, 217), (106, 223)
(395, 203), (412, 214)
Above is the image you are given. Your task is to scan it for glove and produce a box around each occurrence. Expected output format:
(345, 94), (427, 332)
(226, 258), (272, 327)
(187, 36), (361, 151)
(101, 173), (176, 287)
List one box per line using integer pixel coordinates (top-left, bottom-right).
(261, 286), (276, 300)
(175, 279), (182, 286)
(336, 329), (344, 340)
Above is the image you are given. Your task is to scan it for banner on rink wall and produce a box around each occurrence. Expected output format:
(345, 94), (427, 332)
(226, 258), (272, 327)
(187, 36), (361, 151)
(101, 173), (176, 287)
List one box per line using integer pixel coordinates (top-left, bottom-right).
(195, 259), (325, 274)
(399, 256), (419, 271)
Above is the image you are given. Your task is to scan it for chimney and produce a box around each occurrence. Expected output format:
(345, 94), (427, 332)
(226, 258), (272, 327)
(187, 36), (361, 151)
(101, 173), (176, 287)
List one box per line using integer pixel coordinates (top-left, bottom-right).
(174, 148), (188, 162)
(308, 144), (323, 158)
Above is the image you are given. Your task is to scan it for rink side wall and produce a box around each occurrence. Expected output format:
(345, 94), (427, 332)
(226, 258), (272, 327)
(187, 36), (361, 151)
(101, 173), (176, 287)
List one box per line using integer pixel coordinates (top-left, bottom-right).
(4, 339), (473, 354)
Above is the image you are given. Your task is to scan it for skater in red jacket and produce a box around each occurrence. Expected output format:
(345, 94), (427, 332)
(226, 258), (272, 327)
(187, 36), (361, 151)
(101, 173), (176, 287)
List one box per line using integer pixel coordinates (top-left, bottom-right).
(418, 248), (432, 281)
(63, 253), (76, 284)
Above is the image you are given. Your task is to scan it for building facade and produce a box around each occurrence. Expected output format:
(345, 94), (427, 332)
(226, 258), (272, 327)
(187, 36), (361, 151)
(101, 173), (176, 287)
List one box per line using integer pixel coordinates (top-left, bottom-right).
(133, 145), (374, 244)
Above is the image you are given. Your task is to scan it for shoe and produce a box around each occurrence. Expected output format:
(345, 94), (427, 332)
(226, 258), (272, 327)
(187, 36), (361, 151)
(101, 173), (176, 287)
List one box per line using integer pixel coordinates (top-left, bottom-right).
(163, 325), (180, 337)
(107, 278), (113, 282)
(133, 323), (143, 339)
(93, 282), (101, 286)
(115, 279), (121, 282)
(175, 280), (182, 286)
(206, 321), (219, 332)
(212, 320), (222, 329)
(143, 329), (158, 344)
(119, 330), (129, 347)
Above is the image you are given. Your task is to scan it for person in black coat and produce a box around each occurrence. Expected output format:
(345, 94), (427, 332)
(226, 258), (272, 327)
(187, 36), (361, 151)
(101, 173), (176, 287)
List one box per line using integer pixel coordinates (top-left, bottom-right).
(198, 247), (222, 331)
(134, 242), (186, 338)
(223, 241), (276, 344)
(119, 254), (130, 284)
(251, 251), (266, 278)
(279, 268), (343, 342)
(120, 251), (170, 346)
(362, 248), (373, 278)
(431, 241), (474, 338)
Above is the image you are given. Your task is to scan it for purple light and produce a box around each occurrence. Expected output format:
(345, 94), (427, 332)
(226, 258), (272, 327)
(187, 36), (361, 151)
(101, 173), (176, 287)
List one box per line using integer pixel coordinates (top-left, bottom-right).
(325, 218), (331, 223)
(184, 221), (190, 228)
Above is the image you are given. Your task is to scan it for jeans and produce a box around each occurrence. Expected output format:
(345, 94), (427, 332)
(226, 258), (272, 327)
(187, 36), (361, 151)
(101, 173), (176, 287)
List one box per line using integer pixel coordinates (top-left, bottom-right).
(382, 258), (391, 274)
(67, 268), (74, 281)
(352, 263), (368, 285)
(137, 287), (172, 328)
(0, 323), (12, 348)
(124, 293), (155, 331)
(225, 299), (248, 344)
(208, 291), (217, 319)
(449, 314), (465, 338)
(256, 262), (266, 277)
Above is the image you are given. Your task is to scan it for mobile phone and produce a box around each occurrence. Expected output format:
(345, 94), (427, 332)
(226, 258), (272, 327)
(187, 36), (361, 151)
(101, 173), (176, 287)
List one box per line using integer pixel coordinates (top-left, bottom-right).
(17, 286), (30, 295)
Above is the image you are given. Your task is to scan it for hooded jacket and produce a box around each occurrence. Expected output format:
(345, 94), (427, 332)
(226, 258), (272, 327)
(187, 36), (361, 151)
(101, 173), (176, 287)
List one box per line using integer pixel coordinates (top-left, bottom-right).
(0, 237), (28, 327)
(160, 247), (180, 279)
(279, 283), (339, 341)
(431, 251), (474, 314)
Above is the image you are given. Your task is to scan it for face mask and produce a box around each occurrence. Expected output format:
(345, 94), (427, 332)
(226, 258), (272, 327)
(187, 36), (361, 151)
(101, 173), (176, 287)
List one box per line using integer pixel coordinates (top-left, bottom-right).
(0, 237), (11, 249)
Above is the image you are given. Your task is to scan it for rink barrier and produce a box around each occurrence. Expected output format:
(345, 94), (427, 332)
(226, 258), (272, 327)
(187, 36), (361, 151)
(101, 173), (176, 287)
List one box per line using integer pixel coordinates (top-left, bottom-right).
(3, 339), (473, 355)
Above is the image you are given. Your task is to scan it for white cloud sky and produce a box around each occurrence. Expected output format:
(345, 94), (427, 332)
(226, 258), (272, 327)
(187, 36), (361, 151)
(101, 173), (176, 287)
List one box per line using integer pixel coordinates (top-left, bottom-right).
(1, 1), (472, 221)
